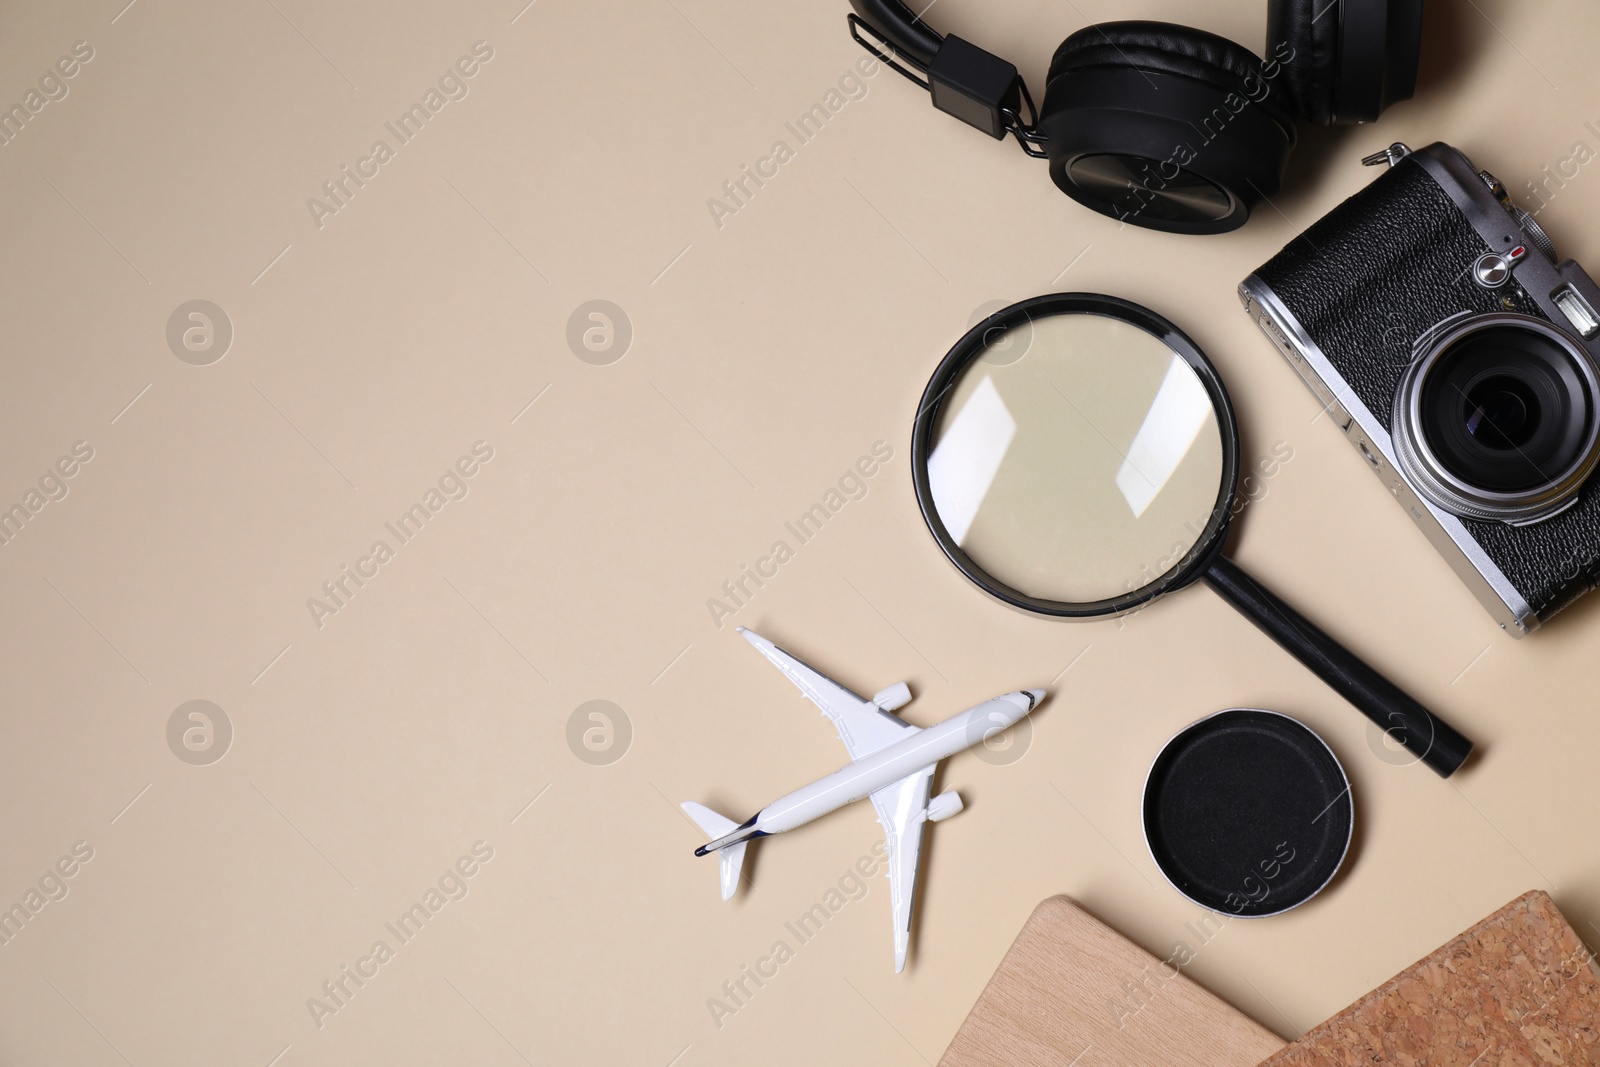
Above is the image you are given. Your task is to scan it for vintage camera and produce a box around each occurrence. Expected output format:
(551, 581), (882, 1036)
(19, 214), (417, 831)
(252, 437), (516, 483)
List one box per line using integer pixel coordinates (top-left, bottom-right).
(1240, 141), (1600, 636)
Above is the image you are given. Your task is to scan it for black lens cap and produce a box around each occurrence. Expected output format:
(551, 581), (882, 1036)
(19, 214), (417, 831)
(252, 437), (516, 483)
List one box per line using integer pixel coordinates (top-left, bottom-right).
(1142, 709), (1353, 917)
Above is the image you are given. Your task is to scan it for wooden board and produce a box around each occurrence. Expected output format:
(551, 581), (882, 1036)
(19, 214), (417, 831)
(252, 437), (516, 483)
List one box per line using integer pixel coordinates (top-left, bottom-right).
(939, 896), (1288, 1067)
(1259, 890), (1600, 1067)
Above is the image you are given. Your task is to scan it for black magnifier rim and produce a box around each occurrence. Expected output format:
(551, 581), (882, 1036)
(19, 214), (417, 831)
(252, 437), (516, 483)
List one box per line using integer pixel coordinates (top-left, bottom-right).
(910, 293), (1241, 619)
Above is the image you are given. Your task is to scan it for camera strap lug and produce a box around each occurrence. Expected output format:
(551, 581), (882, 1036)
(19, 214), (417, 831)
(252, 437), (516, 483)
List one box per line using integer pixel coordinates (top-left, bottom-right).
(1362, 142), (1412, 169)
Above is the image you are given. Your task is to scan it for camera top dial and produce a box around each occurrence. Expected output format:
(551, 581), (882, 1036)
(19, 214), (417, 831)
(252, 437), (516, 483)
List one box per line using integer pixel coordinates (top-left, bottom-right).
(1478, 169), (1558, 263)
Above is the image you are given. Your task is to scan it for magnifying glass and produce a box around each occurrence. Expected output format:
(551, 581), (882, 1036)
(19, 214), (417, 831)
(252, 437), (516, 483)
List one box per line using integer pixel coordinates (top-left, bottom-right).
(911, 294), (1473, 778)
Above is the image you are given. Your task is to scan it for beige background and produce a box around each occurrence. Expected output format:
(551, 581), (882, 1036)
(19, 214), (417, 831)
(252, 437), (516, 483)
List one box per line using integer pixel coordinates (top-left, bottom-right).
(2, 1), (1600, 1064)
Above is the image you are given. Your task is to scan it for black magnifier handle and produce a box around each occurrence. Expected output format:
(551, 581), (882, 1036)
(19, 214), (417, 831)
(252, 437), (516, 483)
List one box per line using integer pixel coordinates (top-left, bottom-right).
(1202, 555), (1473, 777)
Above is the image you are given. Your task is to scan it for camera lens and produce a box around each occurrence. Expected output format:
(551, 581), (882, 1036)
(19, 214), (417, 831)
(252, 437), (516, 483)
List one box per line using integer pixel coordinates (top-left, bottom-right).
(1462, 375), (1538, 450)
(1063, 154), (1234, 225)
(1419, 325), (1587, 493)
(1394, 315), (1600, 521)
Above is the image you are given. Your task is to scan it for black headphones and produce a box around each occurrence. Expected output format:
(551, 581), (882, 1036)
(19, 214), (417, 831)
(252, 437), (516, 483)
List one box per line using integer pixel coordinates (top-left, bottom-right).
(848, 0), (1424, 233)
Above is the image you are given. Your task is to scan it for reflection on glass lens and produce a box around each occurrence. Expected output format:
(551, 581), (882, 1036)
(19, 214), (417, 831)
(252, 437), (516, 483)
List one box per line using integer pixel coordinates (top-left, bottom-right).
(1417, 323), (1593, 494)
(1463, 375), (1538, 450)
(1066, 154), (1234, 224)
(926, 312), (1226, 605)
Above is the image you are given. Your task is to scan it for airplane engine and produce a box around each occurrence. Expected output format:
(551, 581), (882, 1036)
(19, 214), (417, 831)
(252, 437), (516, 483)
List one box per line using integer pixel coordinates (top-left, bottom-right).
(927, 791), (963, 822)
(872, 683), (912, 712)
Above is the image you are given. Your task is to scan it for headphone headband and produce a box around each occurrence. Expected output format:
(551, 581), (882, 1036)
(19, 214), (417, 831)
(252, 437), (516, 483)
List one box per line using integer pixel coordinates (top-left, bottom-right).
(848, 1), (1046, 153)
(849, 0), (941, 68)
(846, 0), (1422, 232)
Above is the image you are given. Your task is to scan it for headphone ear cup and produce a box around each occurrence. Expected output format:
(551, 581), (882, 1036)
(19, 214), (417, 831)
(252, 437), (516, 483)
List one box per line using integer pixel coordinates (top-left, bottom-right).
(1041, 22), (1296, 234)
(1269, 0), (1424, 125)
(1267, 0), (1336, 124)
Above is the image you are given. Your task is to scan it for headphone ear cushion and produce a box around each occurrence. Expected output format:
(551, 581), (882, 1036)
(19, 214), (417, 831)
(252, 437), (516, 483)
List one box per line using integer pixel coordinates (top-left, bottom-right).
(1267, 0), (1339, 124)
(1271, 0), (1424, 125)
(1050, 21), (1296, 129)
(1040, 21), (1296, 233)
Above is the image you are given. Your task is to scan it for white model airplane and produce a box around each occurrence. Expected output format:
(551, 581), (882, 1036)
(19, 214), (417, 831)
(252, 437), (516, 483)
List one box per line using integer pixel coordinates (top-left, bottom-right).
(683, 627), (1044, 972)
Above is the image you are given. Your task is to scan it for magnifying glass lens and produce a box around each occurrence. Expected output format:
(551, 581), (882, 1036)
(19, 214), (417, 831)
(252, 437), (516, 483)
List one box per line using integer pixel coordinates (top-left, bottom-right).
(914, 295), (1472, 777)
(926, 310), (1226, 607)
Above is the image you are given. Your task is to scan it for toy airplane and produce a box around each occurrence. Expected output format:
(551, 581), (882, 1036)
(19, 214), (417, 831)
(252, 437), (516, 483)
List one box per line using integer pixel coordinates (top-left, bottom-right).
(682, 627), (1045, 972)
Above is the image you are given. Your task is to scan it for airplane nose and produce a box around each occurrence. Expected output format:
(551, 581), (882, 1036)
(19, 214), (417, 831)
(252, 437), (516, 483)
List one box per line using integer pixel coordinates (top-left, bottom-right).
(1002, 689), (1044, 718)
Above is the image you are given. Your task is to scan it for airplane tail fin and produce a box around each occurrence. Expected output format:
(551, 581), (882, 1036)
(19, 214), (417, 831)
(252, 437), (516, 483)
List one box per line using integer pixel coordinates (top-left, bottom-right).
(682, 801), (747, 901)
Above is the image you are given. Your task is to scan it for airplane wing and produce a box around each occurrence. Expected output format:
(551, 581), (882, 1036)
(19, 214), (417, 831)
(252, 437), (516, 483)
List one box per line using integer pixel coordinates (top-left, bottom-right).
(738, 628), (916, 760)
(869, 765), (935, 973)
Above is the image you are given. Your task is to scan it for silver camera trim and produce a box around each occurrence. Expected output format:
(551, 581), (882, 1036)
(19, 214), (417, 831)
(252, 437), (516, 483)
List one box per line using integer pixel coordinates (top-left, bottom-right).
(1237, 141), (1600, 637)
(1413, 144), (1600, 341)
(1392, 312), (1600, 524)
(1239, 274), (1538, 636)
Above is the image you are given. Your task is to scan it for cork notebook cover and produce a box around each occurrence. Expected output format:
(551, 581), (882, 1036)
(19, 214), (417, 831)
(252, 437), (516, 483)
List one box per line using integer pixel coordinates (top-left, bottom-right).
(1258, 891), (1600, 1067)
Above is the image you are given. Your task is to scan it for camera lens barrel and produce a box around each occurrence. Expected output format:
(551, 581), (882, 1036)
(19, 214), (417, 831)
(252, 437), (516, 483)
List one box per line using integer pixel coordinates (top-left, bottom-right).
(1393, 314), (1600, 523)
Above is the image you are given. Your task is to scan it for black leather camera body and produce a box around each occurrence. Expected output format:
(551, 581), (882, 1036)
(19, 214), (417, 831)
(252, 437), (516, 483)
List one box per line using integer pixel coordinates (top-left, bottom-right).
(1241, 141), (1600, 635)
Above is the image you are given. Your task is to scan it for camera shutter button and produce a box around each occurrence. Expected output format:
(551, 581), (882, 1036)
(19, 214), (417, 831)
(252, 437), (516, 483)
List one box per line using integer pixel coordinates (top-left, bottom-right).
(1473, 246), (1526, 289)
